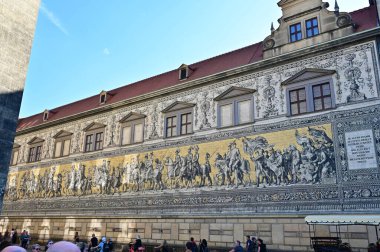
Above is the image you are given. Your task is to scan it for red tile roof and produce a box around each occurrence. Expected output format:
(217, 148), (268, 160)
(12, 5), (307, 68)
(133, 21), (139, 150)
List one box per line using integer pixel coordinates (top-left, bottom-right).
(17, 42), (264, 131)
(17, 5), (378, 132)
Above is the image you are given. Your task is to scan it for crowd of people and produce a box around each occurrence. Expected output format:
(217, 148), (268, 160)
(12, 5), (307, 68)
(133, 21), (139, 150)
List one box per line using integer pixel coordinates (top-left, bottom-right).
(0, 231), (115, 252)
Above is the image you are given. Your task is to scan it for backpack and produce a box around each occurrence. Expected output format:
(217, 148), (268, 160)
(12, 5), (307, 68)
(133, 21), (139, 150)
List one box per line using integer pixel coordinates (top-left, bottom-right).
(103, 242), (111, 252)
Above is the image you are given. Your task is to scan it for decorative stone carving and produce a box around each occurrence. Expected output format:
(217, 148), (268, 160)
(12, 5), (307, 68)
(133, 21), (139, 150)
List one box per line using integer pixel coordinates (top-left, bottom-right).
(336, 14), (352, 28)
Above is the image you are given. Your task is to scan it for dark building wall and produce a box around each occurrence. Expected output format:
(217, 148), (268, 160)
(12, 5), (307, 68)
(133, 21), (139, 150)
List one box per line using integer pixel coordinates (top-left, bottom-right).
(0, 0), (40, 210)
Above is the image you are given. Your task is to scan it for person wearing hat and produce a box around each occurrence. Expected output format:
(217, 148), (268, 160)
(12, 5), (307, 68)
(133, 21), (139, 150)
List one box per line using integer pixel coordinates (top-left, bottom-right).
(229, 240), (243, 252)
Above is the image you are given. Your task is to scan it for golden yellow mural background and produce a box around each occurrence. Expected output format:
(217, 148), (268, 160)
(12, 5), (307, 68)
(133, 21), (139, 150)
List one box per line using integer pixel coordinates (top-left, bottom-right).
(6, 124), (332, 199)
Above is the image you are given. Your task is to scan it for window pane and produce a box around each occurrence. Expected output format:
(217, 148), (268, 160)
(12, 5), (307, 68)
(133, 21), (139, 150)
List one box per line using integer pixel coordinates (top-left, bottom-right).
(291, 104), (299, 115)
(181, 125), (187, 135)
(313, 28), (319, 35)
(36, 146), (42, 161)
(314, 98), (323, 111)
(313, 19), (318, 26)
(324, 97), (332, 109)
(290, 91), (298, 102)
(85, 135), (93, 152)
(298, 88), (306, 100)
(63, 139), (71, 156)
(296, 24), (301, 30)
(322, 84), (331, 95)
(55, 141), (62, 158)
(122, 126), (131, 145)
(29, 147), (35, 162)
(306, 21), (311, 28)
(12, 150), (18, 165)
(238, 100), (251, 124)
(313, 86), (321, 98)
(95, 132), (103, 150)
(134, 124), (143, 143)
(299, 102), (307, 114)
(220, 104), (233, 127)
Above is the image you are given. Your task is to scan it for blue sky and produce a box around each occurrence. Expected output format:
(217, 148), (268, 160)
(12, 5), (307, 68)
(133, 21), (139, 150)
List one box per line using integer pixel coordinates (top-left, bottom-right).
(20, 0), (370, 118)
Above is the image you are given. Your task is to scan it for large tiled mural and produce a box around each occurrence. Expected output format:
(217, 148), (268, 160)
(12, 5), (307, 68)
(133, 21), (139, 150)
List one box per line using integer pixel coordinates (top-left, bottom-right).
(4, 124), (334, 201)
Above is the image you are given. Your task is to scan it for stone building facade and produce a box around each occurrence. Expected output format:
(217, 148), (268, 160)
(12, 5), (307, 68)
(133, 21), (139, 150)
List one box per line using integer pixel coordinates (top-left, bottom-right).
(0, 0), (40, 209)
(1, 1), (380, 251)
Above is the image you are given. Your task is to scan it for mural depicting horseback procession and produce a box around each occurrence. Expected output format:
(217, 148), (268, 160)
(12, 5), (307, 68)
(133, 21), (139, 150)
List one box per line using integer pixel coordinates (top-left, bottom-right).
(4, 124), (336, 201)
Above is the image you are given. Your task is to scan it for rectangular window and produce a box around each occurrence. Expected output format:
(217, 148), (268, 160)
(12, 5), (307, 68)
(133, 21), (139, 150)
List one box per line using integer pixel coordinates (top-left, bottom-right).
(166, 116), (177, 138)
(180, 68), (187, 80)
(290, 23), (302, 42)
(134, 123), (144, 143)
(237, 100), (251, 124)
(11, 149), (19, 166)
(306, 17), (319, 38)
(85, 135), (93, 152)
(180, 113), (192, 135)
(220, 104), (233, 127)
(313, 83), (332, 111)
(95, 132), (103, 150)
(290, 88), (307, 115)
(122, 126), (132, 145)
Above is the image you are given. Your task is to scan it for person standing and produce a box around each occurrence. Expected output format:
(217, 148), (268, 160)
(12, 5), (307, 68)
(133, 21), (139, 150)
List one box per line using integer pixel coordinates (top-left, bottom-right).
(190, 237), (198, 252)
(21, 231), (30, 249)
(74, 232), (80, 243)
(251, 237), (258, 252)
(89, 233), (98, 251)
(133, 235), (142, 252)
(11, 229), (18, 244)
(199, 239), (209, 252)
(245, 236), (253, 252)
(257, 239), (267, 252)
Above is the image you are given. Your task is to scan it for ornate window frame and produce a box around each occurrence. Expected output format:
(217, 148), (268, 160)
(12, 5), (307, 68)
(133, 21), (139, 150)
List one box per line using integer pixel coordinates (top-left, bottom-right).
(282, 69), (336, 116)
(83, 122), (106, 152)
(27, 137), (44, 163)
(162, 101), (195, 138)
(214, 86), (256, 128)
(119, 112), (146, 146)
(53, 130), (73, 158)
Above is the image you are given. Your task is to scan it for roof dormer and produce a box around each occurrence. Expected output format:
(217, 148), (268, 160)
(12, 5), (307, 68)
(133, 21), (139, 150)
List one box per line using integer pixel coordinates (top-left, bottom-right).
(43, 109), (50, 121)
(99, 90), (108, 105)
(178, 64), (193, 80)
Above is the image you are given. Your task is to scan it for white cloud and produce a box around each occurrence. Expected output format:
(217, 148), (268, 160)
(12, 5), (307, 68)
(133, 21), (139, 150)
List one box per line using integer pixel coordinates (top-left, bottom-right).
(103, 48), (111, 56)
(40, 2), (69, 36)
